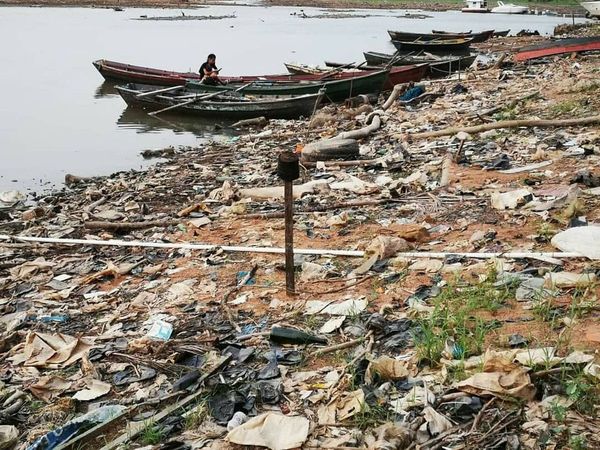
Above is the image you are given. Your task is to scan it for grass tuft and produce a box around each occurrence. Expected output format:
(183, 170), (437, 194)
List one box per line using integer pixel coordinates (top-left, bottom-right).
(413, 270), (514, 365)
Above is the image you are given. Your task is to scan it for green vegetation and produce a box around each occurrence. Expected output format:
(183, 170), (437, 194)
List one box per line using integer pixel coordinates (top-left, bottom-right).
(139, 421), (164, 446)
(413, 271), (514, 364)
(568, 435), (588, 450)
(550, 400), (568, 423)
(551, 99), (585, 116)
(351, 402), (392, 430)
(564, 370), (599, 415)
(185, 401), (208, 430)
(494, 105), (519, 121)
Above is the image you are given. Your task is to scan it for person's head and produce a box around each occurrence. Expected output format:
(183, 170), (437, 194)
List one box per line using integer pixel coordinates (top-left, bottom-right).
(207, 53), (216, 64)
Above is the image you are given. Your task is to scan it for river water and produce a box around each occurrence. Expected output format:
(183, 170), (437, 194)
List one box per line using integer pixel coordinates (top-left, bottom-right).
(0, 5), (585, 193)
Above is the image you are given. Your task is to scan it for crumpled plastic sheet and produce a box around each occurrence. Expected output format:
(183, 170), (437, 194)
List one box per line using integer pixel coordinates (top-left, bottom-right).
(26, 405), (126, 450)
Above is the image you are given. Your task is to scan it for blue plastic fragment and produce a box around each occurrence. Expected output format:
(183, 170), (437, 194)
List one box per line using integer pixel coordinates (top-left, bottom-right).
(236, 271), (256, 285)
(399, 85), (425, 102)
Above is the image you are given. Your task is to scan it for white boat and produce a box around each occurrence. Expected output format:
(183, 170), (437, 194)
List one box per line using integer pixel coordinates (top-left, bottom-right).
(462, 0), (491, 12)
(491, 1), (528, 13)
(581, 1), (600, 17)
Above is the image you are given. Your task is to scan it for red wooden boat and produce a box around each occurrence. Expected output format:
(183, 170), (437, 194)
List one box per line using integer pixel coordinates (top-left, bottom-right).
(93, 59), (428, 90)
(515, 36), (600, 62)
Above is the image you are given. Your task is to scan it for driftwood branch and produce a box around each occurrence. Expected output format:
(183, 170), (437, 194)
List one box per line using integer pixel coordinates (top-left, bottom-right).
(232, 116), (268, 128)
(412, 114), (600, 140)
(310, 336), (366, 358)
(300, 139), (359, 162)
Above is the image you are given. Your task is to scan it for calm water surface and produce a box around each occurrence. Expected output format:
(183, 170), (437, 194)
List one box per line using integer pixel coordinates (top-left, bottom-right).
(0, 5), (585, 193)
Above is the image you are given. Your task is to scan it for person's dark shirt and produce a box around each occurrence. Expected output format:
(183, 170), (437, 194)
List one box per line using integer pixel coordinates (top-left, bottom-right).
(199, 62), (218, 80)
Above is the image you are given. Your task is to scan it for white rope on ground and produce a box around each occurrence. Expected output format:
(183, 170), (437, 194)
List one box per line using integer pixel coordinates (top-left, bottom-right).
(0, 234), (585, 260)
(0, 234), (364, 257)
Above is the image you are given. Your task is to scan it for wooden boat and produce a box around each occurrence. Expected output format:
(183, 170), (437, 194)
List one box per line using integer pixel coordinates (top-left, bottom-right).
(391, 37), (473, 54)
(284, 63), (327, 75)
(390, 29), (493, 43)
(93, 59), (388, 98)
(94, 59), (202, 85)
(360, 52), (477, 77)
(515, 36), (600, 61)
(280, 64), (429, 89)
(430, 29), (495, 43)
(115, 83), (324, 120)
(493, 29), (510, 37)
(185, 69), (390, 102)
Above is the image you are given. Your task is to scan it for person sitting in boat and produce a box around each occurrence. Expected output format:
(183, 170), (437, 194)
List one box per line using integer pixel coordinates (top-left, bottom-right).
(199, 54), (224, 85)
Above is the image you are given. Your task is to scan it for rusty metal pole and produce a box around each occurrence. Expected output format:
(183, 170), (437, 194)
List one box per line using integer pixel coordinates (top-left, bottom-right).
(277, 151), (300, 296)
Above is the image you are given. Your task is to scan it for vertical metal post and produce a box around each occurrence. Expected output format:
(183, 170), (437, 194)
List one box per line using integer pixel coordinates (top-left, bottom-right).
(277, 151), (300, 297)
(284, 180), (295, 295)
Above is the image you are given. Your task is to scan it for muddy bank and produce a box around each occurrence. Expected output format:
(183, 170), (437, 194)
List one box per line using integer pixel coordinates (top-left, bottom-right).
(3, 25), (600, 450)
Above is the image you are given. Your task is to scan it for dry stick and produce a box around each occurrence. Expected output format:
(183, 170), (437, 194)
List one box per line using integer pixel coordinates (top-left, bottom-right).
(530, 365), (577, 380)
(476, 414), (521, 444)
(309, 274), (375, 295)
(470, 397), (496, 432)
(310, 335), (367, 358)
(416, 421), (473, 450)
(84, 196), (107, 214)
(84, 219), (181, 231)
(411, 115), (600, 140)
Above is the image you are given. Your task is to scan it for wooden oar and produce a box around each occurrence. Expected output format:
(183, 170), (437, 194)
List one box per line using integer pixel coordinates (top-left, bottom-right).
(135, 85), (183, 98)
(316, 62), (357, 80)
(148, 82), (254, 116)
(318, 61), (370, 80)
(384, 50), (421, 68)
